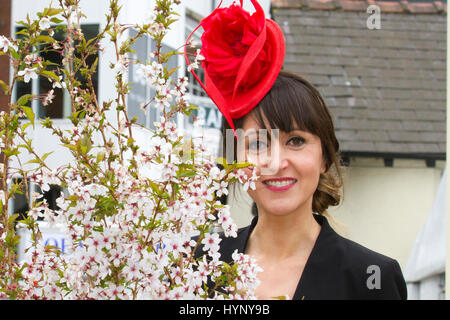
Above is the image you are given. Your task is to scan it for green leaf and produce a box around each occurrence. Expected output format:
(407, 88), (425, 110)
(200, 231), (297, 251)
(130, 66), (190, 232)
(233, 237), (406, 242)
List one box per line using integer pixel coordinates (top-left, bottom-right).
(16, 20), (30, 29)
(90, 57), (99, 73)
(24, 159), (41, 165)
(41, 70), (60, 82)
(0, 79), (9, 94)
(17, 143), (30, 150)
(167, 66), (180, 78)
(41, 151), (53, 162)
(8, 213), (20, 225)
(147, 180), (161, 195)
(45, 8), (64, 16)
(178, 170), (196, 178)
(16, 94), (33, 107)
(96, 152), (105, 163)
(61, 143), (77, 151)
(80, 134), (92, 154)
(215, 157), (229, 169)
(70, 109), (86, 122)
(14, 29), (29, 38)
(234, 161), (252, 169)
(50, 17), (64, 24)
(67, 195), (79, 201)
(36, 35), (55, 44)
(9, 46), (19, 60)
(80, 143), (88, 155)
(21, 122), (33, 131)
(21, 106), (35, 128)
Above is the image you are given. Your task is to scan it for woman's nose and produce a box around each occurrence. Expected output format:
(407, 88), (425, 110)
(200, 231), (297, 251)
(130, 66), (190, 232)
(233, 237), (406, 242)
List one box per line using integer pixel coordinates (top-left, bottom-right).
(259, 144), (289, 175)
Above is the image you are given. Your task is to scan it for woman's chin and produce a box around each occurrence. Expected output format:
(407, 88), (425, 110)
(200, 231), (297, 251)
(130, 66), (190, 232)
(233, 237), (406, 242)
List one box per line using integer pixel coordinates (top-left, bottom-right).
(258, 204), (298, 217)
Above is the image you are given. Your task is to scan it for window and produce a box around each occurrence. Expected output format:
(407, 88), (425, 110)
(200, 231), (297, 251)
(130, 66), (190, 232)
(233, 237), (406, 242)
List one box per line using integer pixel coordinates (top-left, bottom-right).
(182, 13), (224, 160)
(9, 176), (65, 221)
(14, 24), (99, 120)
(11, 177), (69, 261)
(184, 14), (206, 98)
(183, 14), (223, 132)
(10, 177), (29, 220)
(127, 29), (178, 130)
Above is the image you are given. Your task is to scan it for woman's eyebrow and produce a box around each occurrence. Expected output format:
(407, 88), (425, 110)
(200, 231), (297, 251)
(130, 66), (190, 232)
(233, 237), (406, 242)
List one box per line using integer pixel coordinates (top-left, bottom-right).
(289, 128), (311, 135)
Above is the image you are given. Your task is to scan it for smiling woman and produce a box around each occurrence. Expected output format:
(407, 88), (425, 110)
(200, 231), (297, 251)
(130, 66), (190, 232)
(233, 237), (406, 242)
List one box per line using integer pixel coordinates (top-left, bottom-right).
(188, 0), (407, 300)
(226, 70), (343, 218)
(217, 70), (407, 300)
(219, 71), (347, 300)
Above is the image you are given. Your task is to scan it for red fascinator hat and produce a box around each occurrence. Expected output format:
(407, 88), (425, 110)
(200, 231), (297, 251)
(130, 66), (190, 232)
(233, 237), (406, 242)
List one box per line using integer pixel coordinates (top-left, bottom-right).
(185, 0), (285, 136)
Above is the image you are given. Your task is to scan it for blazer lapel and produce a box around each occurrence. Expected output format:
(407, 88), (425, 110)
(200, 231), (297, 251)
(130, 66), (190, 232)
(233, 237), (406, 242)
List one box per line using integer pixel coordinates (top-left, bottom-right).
(219, 214), (343, 299)
(292, 214), (345, 300)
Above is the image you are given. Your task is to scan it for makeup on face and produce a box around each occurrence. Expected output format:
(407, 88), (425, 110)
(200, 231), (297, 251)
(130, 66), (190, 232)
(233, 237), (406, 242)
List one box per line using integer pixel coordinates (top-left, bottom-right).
(262, 177), (297, 192)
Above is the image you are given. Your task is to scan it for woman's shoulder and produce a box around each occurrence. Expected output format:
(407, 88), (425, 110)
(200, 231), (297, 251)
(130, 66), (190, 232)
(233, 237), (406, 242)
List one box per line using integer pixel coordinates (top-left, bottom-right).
(308, 214), (408, 299)
(336, 231), (399, 268)
(315, 214), (400, 267)
(339, 235), (407, 299)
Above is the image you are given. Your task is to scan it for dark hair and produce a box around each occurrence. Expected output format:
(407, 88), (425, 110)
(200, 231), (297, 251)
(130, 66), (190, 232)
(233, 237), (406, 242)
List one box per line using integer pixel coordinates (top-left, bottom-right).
(222, 70), (343, 215)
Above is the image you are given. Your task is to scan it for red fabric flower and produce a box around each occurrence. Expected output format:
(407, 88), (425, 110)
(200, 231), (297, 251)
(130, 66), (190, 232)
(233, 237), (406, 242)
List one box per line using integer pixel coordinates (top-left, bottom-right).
(185, 0), (285, 134)
(201, 2), (269, 97)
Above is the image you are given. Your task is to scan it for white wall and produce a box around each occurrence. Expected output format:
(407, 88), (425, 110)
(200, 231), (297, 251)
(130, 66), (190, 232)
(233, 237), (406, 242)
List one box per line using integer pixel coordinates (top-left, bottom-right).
(228, 157), (445, 271)
(211, 0), (271, 17)
(186, 0), (214, 18)
(11, 0), (272, 119)
(12, 0), (188, 122)
(186, 0), (271, 19)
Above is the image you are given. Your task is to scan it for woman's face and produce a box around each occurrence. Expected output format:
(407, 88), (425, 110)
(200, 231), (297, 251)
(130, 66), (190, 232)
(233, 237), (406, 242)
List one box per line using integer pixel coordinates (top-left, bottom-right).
(239, 114), (326, 217)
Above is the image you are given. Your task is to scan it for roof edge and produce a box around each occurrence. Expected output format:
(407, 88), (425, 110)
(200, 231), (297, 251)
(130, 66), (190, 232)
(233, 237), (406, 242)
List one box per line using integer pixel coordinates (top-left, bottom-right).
(271, 0), (447, 14)
(340, 151), (446, 161)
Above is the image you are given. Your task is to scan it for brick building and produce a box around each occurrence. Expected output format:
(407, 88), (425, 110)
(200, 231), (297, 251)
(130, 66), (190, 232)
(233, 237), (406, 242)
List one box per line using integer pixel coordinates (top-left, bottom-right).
(0, 0), (11, 113)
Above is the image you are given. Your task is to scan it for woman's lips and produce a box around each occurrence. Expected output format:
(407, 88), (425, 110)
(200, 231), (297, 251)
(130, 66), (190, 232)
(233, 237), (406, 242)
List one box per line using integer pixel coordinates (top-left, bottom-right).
(262, 178), (297, 192)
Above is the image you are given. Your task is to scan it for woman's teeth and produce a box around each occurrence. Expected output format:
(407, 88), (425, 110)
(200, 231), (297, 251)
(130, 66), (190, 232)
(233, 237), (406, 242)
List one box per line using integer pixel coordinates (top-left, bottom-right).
(264, 180), (296, 187)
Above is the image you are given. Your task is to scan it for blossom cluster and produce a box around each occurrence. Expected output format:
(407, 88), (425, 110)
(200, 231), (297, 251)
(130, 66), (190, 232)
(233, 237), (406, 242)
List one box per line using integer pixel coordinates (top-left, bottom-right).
(0, 35), (18, 53)
(14, 123), (256, 299)
(0, 0), (262, 300)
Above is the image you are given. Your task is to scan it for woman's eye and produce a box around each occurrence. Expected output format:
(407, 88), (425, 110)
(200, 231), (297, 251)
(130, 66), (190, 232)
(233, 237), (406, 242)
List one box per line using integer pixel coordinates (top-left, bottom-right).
(287, 136), (305, 147)
(248, 140), (268, 152)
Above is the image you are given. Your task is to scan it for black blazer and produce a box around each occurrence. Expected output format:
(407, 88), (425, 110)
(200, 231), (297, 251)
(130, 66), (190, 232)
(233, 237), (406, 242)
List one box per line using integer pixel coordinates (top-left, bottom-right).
(214, 214), (407, 300)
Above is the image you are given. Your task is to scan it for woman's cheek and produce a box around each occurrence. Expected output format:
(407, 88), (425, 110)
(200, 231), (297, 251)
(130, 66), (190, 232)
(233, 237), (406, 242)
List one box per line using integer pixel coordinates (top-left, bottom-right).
(246, 188), (257, 201)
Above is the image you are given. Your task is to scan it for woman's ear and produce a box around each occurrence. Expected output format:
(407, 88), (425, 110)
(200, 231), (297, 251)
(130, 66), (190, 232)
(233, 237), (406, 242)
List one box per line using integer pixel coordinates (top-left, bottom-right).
(320, 158), (327, 174)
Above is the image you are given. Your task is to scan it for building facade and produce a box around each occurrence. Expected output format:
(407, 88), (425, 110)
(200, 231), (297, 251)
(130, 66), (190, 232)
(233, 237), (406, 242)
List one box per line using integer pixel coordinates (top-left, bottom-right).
(7, 0), (271, 260)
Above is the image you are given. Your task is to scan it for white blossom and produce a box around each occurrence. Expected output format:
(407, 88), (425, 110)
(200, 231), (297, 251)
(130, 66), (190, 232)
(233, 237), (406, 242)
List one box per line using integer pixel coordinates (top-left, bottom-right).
(42, 89), (55, 106)
(112, 55), (129, 76)
(6, 0), (263, 302)
(201, 233), (221, 253)
(50, 75), (67, 89)
(0, 35), (15, 52)
(39, 16), (51, 30)
(18, 67), (38, 83)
